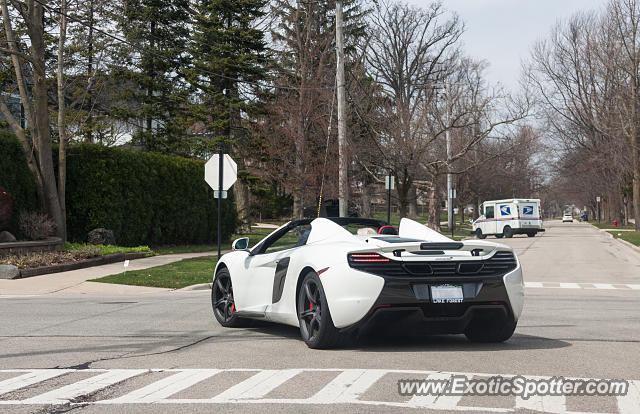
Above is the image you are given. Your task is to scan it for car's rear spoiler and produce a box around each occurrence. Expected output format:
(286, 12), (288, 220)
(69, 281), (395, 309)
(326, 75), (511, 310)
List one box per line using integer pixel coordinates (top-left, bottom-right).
(350, 241), (502, 258)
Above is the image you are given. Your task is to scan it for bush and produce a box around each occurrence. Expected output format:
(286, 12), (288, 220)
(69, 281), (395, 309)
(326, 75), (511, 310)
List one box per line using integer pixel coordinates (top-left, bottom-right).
(63, 144), (238, 246)
(19, 211), (56, 240)
(0, 134), (238, 246)
(0, 130), (38, 235)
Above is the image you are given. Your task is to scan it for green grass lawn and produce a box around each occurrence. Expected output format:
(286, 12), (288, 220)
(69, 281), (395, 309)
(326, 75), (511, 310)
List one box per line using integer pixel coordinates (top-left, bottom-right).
(607, 231), (640, 247)
(592, 222), (636, 230)
(90, 256), (218, 289)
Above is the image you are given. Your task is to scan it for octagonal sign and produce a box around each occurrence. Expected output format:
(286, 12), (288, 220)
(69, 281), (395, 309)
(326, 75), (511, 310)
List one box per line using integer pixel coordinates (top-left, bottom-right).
(205, 154), (237, 191)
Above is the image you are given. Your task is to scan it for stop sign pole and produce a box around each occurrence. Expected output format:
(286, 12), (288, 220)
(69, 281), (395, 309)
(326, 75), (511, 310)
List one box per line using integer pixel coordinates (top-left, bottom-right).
(205, 152), (238, 259)
(217, 145), (223, 258)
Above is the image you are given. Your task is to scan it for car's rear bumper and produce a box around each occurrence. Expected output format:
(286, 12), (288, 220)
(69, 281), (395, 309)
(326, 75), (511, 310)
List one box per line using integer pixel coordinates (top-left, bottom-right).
(341, 269), (523, 335)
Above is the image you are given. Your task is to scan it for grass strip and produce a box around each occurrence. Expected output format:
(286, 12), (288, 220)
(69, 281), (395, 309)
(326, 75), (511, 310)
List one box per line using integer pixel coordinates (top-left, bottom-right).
(90, 256), (218, 289)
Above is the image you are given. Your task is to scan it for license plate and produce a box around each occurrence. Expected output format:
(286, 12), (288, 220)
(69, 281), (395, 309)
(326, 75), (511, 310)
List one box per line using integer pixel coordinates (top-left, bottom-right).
(430, 285), (464, 303)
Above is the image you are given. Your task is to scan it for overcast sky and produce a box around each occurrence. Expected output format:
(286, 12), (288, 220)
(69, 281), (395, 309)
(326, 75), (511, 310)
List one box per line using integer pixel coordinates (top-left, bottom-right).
(408, 0), (608, 91)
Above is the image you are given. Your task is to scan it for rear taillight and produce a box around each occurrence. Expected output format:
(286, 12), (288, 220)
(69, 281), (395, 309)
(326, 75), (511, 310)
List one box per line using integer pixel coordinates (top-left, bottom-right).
(348, 253), (390, 263)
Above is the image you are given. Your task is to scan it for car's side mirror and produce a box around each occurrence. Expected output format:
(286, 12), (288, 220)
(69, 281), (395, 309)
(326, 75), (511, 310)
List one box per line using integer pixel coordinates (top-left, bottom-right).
(232, 237), (249, 251)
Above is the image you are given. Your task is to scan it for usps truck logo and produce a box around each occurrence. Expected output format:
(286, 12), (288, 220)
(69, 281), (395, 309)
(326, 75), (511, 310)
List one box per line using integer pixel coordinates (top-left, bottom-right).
(500, 205), (511, 215)
(522, 206), (534, 215)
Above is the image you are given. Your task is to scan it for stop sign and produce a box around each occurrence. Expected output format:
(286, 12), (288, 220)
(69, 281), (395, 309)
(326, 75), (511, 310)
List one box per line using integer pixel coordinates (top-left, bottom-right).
(205, 154), (237, 191)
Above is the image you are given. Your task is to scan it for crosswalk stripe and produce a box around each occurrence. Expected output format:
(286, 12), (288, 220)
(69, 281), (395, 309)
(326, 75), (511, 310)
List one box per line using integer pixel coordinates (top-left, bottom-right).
(559, 283), (581, 289)
(627, 284), (640, 290)
(0, 370), (72, 396)
(406, 372), (464, 409)
(211, 369), (302, 401)
(516, 391), (566, 413)
(21, 369), (146, 404)
(617, 380), (640, 414)
(591, 283), (615, 290)
(309, 369), (388, 403)
(526, 282), (544, 288)
(102, 369), (220, 403)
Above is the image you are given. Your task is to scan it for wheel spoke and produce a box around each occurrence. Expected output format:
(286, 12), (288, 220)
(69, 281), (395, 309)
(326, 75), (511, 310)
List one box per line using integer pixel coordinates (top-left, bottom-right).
(214, 298), (226, 308)
(304, 283), (317, 305)
(215, 279), (227, 294)
(309, 318), (319, 336)
(300, 309), (314, 318)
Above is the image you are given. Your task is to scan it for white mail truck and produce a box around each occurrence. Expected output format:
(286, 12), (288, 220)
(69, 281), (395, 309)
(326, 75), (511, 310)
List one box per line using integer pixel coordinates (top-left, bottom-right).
(472, 198), (545, 239)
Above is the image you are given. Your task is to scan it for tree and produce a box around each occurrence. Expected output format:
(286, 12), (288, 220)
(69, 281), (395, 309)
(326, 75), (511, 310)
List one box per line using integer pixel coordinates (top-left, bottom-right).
(114, 0), (191, 154)
(0, 0), (65, 238)
(187, 0), (268, 228)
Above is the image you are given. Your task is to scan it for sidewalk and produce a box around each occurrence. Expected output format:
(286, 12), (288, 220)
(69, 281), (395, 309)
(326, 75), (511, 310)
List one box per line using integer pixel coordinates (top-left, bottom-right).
(0, 251), (222, 296)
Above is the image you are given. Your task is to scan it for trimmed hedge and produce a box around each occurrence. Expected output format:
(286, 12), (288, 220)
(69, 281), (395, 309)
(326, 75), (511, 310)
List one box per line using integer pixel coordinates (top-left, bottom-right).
(0, 130), (39, 236)
(0, 132), (238, 246)
(64, 144), (238, 246)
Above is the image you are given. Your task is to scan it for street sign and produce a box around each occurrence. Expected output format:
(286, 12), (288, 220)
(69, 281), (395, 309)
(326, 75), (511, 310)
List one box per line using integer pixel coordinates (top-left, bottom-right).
(214, 191), (227, 199)
(596, 196), (601, 202)
(205, 154), (237, 191)
(449, 189), (457, 199)
(385, 175), (395, 190)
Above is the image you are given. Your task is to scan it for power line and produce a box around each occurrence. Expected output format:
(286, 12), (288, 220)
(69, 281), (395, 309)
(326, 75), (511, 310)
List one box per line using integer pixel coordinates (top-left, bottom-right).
(32, 0), (335, 92)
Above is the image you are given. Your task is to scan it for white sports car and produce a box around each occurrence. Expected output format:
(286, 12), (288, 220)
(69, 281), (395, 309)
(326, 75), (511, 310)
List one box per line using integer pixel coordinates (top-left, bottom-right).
(211, 217), (524, 349)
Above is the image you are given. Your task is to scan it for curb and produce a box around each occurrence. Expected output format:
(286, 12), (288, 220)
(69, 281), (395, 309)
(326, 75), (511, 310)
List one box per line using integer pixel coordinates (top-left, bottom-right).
(16, 252), (151, 279)
(180, 283), (212, 291)
(598, 228), (640, 255)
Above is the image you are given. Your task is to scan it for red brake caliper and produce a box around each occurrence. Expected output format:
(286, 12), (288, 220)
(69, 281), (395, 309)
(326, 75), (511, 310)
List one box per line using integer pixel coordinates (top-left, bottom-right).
(231, 304), (235, 312)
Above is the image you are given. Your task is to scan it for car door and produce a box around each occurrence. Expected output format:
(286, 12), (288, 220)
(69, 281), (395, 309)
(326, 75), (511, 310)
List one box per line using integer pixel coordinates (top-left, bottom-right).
(236, 223), (310, 313)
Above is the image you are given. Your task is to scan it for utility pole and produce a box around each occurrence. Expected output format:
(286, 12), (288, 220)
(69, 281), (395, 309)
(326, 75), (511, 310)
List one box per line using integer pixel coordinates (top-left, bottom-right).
(336, 0), (348, 217)
(445, 82), (453, 232)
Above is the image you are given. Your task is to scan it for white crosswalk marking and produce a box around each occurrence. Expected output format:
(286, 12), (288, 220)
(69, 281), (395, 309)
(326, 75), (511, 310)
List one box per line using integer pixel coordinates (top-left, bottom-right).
(20, 369), (146, 405)
(308, 369), (387, 403)
(525, 282), (640, 290)
(559, 283), (581, 289)
(102, 369), (220, 403)
(211, 369), (302, 401)
(0, 370), (72, 396)
(590, 283), (616, 290)
(516, 391), (566, 413)
(617, 380), (640, 414)
(0, 368), (636, 413)
(406, 372), (463, 409)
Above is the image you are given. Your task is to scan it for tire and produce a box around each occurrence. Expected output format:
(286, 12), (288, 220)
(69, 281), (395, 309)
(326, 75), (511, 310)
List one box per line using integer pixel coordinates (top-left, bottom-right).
(464, 319), (517, 343)
(527, 232), (536, 237)
(503, 226), (513, 238)
(211, 268), (249, 328)
(476, 229), (486, 239)
(495, 234), (504, 239)
(297, 271), (344, 349)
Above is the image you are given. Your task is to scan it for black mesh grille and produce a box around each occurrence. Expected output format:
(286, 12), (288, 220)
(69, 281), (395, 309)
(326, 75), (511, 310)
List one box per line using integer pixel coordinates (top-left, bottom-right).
(347, 251), (517, 278)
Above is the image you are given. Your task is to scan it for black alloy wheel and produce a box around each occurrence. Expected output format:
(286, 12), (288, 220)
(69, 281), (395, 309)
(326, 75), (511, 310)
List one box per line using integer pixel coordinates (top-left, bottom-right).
(297, 272), (343, 349)
(211, 268), (246, 328)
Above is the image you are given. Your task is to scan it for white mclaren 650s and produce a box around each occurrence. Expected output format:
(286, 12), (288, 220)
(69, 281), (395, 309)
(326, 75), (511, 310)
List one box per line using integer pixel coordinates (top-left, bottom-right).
(211, 217), (524, 349)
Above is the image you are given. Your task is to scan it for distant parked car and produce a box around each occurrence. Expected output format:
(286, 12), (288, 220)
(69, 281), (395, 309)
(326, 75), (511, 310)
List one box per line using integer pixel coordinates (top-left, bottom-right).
(562, 214), (573, 223)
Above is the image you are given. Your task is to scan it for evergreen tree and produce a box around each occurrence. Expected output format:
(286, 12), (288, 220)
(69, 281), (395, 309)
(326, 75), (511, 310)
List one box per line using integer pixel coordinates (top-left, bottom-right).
(114, 0), (191, 154)
(187, 0), (268, 154)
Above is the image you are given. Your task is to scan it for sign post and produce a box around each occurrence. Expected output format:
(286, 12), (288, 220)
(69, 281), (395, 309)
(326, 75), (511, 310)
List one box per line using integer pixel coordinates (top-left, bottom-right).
(596, 196), (601, 224)
(385, 173), (395, 224)
(449, 189), (457, 238)
(205, 153), (238, 258)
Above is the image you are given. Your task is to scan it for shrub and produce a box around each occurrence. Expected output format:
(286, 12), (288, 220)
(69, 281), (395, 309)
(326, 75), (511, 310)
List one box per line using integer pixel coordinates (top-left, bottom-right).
(19, 211), (56, 240)
(63, 144), (238, 246)
(0, 130), (38, 235)
(0, 186), (12, 229)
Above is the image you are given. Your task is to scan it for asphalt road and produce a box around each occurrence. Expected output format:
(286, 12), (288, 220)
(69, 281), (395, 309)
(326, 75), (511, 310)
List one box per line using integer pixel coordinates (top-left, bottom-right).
(1, 221), (639, 413)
